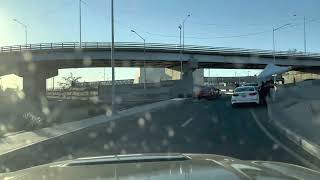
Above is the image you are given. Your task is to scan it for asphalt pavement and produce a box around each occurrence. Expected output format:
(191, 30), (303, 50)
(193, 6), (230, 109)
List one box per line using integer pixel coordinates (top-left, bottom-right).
(53, 96), (301, 166)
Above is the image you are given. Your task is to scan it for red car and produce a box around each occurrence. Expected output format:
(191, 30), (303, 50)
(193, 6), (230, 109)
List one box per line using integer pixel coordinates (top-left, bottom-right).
(196, 86), (221, 100)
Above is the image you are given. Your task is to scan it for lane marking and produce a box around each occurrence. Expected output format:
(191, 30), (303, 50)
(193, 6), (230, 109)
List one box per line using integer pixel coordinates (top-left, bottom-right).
(249, 109), (319, 170)
(181, 118), (193, 128)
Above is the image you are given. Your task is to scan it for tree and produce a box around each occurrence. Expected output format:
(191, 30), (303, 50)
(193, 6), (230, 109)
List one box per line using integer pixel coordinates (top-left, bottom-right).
(58, 73), (82, 99)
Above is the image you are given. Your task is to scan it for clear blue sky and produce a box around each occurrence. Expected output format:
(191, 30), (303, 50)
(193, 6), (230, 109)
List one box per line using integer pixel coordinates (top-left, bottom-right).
(0, 0), (319, 88)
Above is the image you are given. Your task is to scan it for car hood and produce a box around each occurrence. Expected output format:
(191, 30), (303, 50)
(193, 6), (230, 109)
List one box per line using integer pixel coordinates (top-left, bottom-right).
(1, 153), (319, 180)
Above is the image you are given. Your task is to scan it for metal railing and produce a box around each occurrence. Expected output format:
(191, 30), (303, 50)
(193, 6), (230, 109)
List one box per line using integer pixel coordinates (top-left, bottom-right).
(1, 42), (320, 58)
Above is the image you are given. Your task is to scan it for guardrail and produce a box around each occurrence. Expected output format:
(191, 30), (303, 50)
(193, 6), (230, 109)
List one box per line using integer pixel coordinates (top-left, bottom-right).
(1, 42), (320, 58)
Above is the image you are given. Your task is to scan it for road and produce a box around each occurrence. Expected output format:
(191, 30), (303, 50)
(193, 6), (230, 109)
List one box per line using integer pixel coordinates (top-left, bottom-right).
(54, 96), (301, 165)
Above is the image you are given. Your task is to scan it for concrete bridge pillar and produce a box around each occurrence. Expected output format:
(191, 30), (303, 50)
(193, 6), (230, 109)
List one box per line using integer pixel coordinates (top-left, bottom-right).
(17, 65), (58, 101)
(22, 75), (47, 100)
(171, 61), (203, 97)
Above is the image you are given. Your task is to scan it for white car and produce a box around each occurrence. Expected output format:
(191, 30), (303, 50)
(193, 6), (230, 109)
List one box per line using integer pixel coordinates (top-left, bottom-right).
(231, 86), (260, 106)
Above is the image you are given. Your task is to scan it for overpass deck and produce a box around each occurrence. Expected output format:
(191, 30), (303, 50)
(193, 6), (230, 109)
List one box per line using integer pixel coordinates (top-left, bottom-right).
(1, 42), (320, 59)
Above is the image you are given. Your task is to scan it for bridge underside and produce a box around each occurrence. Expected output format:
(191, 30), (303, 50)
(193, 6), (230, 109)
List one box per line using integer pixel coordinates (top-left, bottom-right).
(1, 48), (320, 102)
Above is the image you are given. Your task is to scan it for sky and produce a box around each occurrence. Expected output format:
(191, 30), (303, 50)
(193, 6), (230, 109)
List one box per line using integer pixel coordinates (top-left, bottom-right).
(0, 0), (319, 89)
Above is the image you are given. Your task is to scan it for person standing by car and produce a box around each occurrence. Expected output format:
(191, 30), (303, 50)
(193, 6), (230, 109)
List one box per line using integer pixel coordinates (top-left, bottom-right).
(259, 81), (268, 105)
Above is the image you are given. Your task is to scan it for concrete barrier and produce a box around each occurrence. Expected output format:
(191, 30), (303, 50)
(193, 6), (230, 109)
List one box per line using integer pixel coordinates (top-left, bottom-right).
(267, 81), (320, 166)
(0, 98), (187, 173)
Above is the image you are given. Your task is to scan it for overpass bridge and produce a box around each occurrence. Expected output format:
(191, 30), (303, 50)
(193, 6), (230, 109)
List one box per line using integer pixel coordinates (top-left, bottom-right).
(1, 42), (320, 99)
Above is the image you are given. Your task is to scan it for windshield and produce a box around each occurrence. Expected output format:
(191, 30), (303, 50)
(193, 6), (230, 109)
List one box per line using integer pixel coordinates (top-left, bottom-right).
(0, 0), (320, 178)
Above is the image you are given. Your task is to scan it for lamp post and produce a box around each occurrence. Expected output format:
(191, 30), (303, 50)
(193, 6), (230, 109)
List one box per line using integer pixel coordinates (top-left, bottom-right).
(110, 0), (115, 113)
(79, 0), (82, 48)
(273, 23), (291, 64)
(293, 15), (307, 53)
(131, 30), (146, 89)
(182, 14), (191, 50)
(304, 16), (307, 53)
(180, 14), (190, 79)
(13, 19), (28, 45)
(178, 24), (182, 79)
(272, 23), (291, 86)
(79, 0), (87, 48)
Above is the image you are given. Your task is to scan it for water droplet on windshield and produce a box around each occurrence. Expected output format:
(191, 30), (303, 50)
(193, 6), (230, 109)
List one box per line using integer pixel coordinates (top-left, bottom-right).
(167, 127), (175, 137)
(138, 118), (145, 128)
(272, 144), (279, 150)
(82, 56), (92, 66)
(22, 51), (32, 61)
(88, 132), (97, 138)
(145, 112), (152, 121)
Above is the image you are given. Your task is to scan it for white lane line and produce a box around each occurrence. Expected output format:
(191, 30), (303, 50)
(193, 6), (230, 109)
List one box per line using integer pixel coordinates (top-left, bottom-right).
(181, 118), (193, 128)
(249, 109), (318, 170)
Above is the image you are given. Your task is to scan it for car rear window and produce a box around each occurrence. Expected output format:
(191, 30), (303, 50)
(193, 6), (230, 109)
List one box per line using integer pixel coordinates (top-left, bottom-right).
(244, 83), (258, 86)
(235, 87), (255, 92)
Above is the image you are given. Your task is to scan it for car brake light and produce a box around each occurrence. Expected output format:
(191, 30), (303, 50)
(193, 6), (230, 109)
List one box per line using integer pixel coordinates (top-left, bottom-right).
(249, 92), (257, 96)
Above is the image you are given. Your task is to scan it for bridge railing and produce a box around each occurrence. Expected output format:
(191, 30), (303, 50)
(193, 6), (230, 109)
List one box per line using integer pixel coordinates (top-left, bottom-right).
(1, 42), (320, 58)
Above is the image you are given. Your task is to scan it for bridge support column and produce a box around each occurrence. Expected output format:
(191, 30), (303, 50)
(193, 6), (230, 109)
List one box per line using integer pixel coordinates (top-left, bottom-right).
(172, 61), (204, 98)
(23, 75), (47, 100)
(17, 66), (58, 102)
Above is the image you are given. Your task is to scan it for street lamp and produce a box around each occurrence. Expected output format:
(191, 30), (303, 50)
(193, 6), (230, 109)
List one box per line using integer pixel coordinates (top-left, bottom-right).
(182, 14), (191, 49)
(178, 24), (182, 79)
(179, 14), (191, 79)
(131, 30), (147, 89)
(293, 14), (307, 53)
(13, 19), (28, 45)
(110, 0), (115, 113)
(272, 23), (291, 64)
(79, 0), (87, 48)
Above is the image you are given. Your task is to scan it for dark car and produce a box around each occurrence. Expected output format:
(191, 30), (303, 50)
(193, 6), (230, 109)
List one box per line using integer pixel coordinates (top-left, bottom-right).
(2, 153), (320, 180)
(196, 86), (220, 100)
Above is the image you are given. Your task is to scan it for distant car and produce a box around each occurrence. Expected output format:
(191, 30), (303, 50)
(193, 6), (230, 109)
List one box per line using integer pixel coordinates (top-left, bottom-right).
(231, 86), (259, 106)
(196, 86), (220, 100)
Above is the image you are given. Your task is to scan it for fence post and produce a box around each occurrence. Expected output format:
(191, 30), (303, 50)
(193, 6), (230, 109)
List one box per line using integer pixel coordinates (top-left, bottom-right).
(62, 43), (64, 48)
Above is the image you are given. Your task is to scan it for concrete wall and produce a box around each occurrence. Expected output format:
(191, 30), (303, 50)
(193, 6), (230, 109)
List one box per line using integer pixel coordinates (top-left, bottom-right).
(135, 68), (172, 83)
(135, 67), (204, 86)
(283, 71), (320, 84)
(98, 81), (178, 104)
(269, 80), (320, 144)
